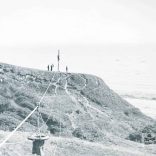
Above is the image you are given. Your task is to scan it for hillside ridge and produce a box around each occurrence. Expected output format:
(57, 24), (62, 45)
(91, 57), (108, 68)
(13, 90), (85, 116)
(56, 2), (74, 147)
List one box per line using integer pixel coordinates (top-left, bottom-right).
(0, 62), (154, 141)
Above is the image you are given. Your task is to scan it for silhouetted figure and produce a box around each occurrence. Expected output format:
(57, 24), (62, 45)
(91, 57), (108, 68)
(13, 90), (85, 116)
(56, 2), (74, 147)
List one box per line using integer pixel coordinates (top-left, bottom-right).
(57, 50), (60, 71)
(47, 65), (50, 71)
(66, 66), (68, 73)
(51, 64), (54, 71)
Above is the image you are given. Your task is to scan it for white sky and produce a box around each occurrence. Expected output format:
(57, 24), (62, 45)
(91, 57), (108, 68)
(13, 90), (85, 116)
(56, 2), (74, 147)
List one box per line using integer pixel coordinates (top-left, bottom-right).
(0, 0), (156, 94)
(0, 0), (156, 45)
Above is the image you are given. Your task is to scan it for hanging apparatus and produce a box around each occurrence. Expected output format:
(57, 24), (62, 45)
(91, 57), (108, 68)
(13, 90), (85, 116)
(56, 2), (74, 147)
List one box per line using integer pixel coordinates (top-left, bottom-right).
(28, 105), (49, 156)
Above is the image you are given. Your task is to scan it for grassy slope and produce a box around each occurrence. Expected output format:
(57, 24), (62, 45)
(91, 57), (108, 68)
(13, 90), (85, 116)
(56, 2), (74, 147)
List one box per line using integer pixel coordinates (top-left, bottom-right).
(0, 131), (156, 156)
(0, 63), (155, 155)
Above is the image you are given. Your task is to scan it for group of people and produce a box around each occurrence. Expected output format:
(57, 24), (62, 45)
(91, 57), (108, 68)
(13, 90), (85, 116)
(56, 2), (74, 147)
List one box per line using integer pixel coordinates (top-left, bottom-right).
(47, 64), (68, 73)
(47, 51), (69, 73)
(47, 64), (54, 71)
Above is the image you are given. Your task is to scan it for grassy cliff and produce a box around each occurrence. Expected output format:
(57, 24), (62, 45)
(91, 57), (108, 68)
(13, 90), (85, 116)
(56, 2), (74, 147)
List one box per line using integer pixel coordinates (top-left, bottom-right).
(0, 63), (155, 155)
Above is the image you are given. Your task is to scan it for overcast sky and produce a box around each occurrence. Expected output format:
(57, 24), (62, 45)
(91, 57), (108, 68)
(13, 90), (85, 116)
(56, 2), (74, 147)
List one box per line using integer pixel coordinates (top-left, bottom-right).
(0, 0), (156, 93)
(0, 0), (156, 45)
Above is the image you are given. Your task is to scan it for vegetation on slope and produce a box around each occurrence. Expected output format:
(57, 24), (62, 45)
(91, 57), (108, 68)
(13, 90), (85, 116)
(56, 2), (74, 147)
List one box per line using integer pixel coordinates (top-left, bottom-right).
(0, 63), (155, 144)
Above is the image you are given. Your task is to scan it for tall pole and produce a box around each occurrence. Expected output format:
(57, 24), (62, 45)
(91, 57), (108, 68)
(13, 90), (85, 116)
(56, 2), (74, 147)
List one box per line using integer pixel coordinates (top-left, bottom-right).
(37, 106), (41, 136)
(57, 50), (60, 72)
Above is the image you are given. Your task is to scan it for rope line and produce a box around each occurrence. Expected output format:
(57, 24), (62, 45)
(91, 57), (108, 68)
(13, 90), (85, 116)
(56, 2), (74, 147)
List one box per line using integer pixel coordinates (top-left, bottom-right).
(0, 72), (57, 148)
(0, 106), (38, 148)
(37, 75), (61, 132)
(0, 72), (112, 154)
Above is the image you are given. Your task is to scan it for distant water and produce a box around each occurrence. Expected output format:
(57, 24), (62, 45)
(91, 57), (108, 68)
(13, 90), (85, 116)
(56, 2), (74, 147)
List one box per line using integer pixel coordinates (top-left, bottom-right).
(95, 49), (156, 120)
(114, 88), (156, 119)
(111, 84), (156, 120)
(124, 98), (156, 119)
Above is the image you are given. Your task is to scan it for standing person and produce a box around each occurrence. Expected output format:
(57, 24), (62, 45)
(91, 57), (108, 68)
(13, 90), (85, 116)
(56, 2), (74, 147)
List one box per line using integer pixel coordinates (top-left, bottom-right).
(47, 65), (50, 71)
(57, 50), (60, 72)
(66, 66), (68, 73)
(51, 64), (54, 71)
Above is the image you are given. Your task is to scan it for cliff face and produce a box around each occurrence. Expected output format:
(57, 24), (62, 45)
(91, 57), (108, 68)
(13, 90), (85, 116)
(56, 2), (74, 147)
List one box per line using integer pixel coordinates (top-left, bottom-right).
(0, 63), (154, 142)
(0, 63), (156, 155)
